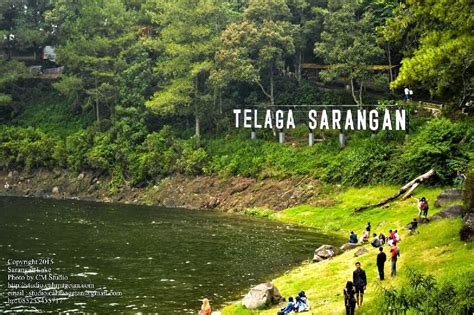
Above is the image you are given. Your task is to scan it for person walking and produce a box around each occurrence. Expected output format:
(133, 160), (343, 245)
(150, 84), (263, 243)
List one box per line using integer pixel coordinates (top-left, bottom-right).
(390, 244), (400, 277)
(352, 262), (367, 307)
(377, 247), (387, 280)
(343, 281), (356, 315)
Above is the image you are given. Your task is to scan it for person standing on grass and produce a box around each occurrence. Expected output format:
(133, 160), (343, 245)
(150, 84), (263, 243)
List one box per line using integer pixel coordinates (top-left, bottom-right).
(366, 222), (371, 233)
(390, 244), (400, 277)
(377, 247), (387, 280)
(352, 262), (367, 307)
(343, 281), (356, 315)
(413, 196), (429, 218)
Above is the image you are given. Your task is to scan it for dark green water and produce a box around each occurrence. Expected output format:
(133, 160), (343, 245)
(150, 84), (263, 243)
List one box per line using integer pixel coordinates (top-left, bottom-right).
(0, 196), (341, 313)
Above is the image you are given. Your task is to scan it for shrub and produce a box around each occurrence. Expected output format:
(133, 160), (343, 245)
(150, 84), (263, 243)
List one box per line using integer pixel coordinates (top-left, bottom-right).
(389, 118), (472, 183)
(379, 268), (473, 314)
(0, 126), (64, 170)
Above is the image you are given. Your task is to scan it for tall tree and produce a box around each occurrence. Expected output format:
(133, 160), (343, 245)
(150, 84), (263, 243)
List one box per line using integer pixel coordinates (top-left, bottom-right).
(46, 0), (139, 127)
(381, 0), (474, 106)
(0, 0), (52, 58)
(144, 0), (231, 140)
(212, 0), (296, 108)
(287, 0), (326, 83)
(314, 0), (384, 105)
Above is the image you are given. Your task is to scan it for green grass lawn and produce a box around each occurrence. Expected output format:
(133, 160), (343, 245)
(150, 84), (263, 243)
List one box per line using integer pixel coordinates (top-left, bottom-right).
(222, 186), (473, 314)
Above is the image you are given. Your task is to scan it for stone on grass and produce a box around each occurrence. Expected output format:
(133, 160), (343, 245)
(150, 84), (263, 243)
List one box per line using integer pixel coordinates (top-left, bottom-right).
(431, 205), (464, 221)
(434, 189), (463, 207)
(52, 186), (59, 194)
(313, 244), (336, 261)
(340, 243), (360, 251)
(354, 247), (369, 257)
(460, 213), (474, 241)
(242, 282), (283, 309)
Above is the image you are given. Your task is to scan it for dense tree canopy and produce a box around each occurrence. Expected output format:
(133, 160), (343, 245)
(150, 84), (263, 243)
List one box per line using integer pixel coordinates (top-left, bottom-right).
(381, 0), (473, 105)
(0, 0), (472, 187)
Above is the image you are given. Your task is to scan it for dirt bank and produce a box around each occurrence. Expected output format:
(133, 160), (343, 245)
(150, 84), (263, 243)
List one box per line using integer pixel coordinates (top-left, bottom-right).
(0, 169), (335, 211)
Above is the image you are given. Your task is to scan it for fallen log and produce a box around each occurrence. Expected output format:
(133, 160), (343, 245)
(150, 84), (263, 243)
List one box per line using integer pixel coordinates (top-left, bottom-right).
(354, 169), (435, 212)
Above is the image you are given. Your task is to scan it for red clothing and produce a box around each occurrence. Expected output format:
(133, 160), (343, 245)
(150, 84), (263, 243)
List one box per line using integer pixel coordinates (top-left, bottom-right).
(200, 309), (211, 315)
(390, 231), (396, 240)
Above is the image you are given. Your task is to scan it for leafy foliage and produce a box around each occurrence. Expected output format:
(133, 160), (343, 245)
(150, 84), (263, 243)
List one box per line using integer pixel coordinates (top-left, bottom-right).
(380, 268), (474, 314)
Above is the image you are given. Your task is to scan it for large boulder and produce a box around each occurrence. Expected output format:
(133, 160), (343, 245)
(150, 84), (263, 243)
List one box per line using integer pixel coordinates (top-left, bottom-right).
(435, 189), (463, 207)
(313, 245), (336, 262)
(431, 205), (465, 221)
(354, 247), (369, 257)
(242, 283), (283, 309)
(340, 243), (360, 251)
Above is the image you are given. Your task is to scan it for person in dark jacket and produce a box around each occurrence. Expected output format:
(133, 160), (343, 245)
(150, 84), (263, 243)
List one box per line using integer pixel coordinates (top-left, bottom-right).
(376, 247), (387, 280)
(365, 222), (371, 233)
(349, 231), (358, 244)
(343, 281), (356, 315)
(352, 262), (367, 307)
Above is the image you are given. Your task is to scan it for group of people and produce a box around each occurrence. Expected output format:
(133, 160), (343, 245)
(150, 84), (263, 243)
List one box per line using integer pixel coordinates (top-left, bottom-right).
(278, 291), (311, 314)
(344, 262), (367, 315)
(200, 196), (430, 315)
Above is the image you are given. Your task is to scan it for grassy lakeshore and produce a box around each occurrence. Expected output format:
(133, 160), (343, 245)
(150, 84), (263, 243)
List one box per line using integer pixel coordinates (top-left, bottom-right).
(222, 186), (473, 314)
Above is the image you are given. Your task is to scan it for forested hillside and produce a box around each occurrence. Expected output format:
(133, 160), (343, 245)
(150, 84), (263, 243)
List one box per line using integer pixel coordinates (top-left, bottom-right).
(1, 0), (473, 189)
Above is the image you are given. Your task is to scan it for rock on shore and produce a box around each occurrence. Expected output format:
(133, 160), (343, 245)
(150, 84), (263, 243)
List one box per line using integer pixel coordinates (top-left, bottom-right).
(242, 282), (283, 309)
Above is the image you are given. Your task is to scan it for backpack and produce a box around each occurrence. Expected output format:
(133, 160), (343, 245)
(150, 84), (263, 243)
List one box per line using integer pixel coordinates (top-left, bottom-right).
(391, 247), (400, 258)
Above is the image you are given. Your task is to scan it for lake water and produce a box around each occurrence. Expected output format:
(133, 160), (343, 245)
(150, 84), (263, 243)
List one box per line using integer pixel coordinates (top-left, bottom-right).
(0, 196), (342, 313)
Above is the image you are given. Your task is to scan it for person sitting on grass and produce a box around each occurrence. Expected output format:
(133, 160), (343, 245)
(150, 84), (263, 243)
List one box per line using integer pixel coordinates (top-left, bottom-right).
(389, 229), (396, 240)
(378, 233), (386, 245)
(278, 297), (295, 315)
(349, 231), (358, 244)
(387, 236), (395, 247)
(371, 233), (381, 248)
(298, 291), (310, 309)
(294, 295), (310, 312)
(360, 230), (369, 243)
(409, 218), (418, 232)
(394, 230), (401, 242)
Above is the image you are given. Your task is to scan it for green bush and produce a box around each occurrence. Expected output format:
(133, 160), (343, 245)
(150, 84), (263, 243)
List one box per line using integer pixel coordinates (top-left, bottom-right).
(323, 138), (395, 186)
(175, 139), (208, 175)
(0, 126), (64, 170)
(389, 118), (473, 183)
(379, 268), (473, 314)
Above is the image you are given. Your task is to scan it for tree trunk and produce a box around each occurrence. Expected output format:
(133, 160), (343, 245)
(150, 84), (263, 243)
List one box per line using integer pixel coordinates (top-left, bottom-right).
(296, 49), (302, 83)
(194, 76), (200, 144)
(350, 78), (359, 106)
(358, 81), (364, 106)
(270, 64), (277, 136)
(95, 79), (100, 127)
(195, 104), (200, 139)
(387, 42), (393, 83)
(354, 169), (435, 212)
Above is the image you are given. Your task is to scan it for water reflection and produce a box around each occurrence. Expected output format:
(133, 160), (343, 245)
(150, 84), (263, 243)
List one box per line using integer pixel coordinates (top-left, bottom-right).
(0, 196), (342, 313)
